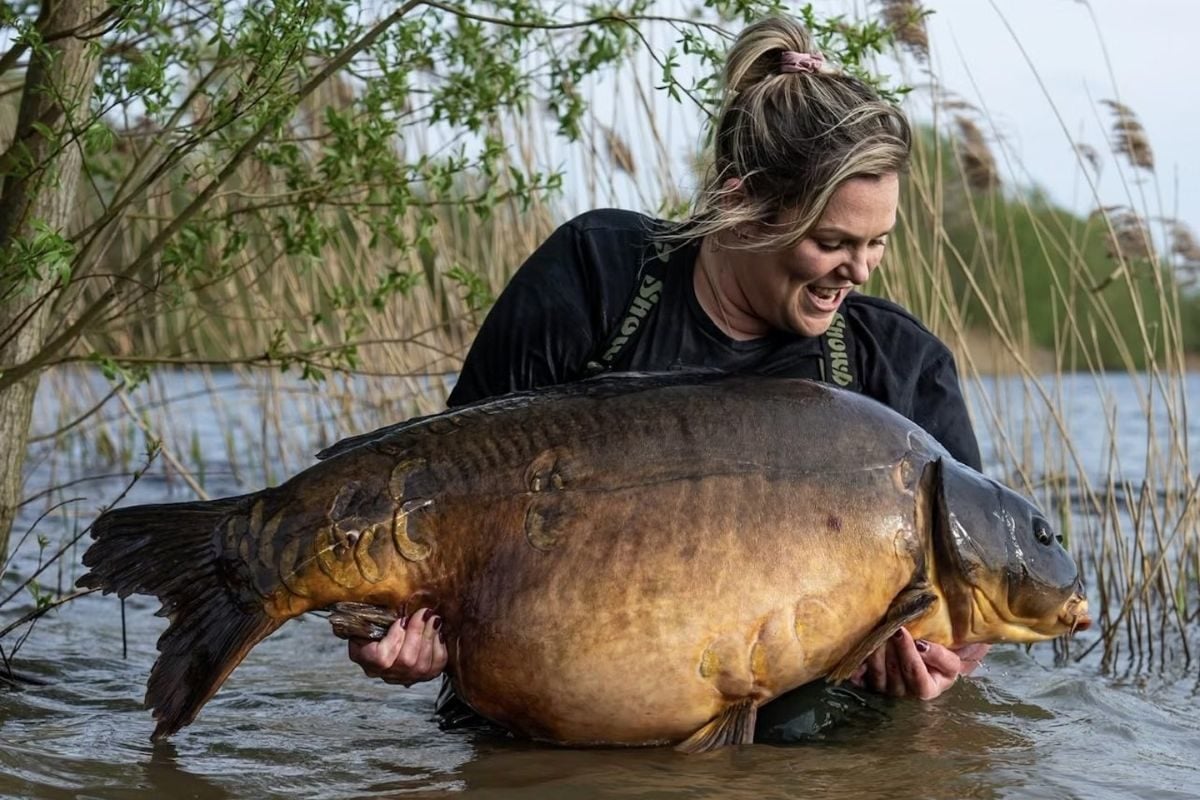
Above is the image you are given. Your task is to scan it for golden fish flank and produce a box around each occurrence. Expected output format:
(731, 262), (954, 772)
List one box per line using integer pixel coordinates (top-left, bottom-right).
(256, 510), (284, 575)
(393, 500), (433, 562)
(523, 447), (573, 551)
(390, 457), (433, 562)
(314, 525), (361, 589)
(297, 460), (437, 592)
(699, 647), (721, 679)
(76, 372), (1090, 749)
(276, 536), (310, 598)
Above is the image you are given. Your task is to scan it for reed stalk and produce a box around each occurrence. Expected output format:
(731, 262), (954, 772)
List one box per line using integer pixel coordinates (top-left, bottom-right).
(2, 1), (1196, 677)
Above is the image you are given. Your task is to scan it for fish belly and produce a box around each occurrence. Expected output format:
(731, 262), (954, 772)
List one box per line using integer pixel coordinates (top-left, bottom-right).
(449, 470), (917, 746)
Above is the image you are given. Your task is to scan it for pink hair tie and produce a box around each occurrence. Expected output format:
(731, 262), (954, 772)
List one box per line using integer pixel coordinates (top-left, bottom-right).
(780, 50), (825, 74)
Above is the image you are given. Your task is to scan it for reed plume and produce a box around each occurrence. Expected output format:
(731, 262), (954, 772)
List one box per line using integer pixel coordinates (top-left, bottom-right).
(1094, 205), (1155, 262)
(879, 0), (930, 60)
(1102, 99), (1154, 171)
(1075, 142), (1101, 175)
(954, 116), (1000, 192)
(603, 125), (637, 176)
(1169, 220), (1200, 262)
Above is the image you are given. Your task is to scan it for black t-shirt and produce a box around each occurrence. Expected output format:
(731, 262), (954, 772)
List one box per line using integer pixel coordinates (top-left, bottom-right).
(448, 208), (981, 470)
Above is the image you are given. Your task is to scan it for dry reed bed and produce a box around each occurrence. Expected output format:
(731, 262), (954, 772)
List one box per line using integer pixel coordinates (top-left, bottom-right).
(5, 2), (1198, 675)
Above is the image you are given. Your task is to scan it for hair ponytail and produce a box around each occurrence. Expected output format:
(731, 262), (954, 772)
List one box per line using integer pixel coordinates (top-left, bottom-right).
(667, 15), (911, 251)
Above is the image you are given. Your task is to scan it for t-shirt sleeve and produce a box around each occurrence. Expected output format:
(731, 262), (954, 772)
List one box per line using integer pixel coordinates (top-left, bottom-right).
(911, 351), (982, 471)
(849, 298), (983, 471)
(446, 220), (602, 408)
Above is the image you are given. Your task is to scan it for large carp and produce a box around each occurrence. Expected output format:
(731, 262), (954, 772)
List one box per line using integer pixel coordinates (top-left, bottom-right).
(78, 372), (1089, 751)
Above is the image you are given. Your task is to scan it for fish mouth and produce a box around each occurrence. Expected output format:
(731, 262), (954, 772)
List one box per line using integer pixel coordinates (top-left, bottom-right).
(1061, 594), (1092, 634)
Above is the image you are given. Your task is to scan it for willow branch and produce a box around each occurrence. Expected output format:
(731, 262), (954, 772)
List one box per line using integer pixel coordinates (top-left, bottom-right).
(0, 0), (426, 392)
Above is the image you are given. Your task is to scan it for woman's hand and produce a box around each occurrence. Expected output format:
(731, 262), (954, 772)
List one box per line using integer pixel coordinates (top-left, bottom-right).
(849, 628), (989, 700)
(347, 607), (448, 686)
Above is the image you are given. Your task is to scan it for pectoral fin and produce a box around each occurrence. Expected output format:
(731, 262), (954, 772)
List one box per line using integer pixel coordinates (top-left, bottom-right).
(675, 698), (757, 754)
(325, 602), (400, 641)
(827, 586), (937, 683)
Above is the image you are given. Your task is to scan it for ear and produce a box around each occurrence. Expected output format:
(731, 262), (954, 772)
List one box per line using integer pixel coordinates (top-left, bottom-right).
(717, 177), (753, 241)
(718, 177), (746, 207)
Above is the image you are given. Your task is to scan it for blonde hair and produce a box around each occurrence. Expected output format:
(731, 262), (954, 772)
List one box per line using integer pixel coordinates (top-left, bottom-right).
(671, 16), (911, 250)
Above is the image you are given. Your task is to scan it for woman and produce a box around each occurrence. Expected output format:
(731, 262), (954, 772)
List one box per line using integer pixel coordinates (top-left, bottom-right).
(349, 14), (989, 734)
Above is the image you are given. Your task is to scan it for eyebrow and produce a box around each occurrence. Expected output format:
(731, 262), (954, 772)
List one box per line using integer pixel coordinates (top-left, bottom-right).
(810, 226), (894, 240)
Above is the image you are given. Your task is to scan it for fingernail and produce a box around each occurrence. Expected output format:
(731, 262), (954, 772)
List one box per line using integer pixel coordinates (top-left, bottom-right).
(399, 616), (408, 629)
(432, 616), (443, 631)
(915, 640), (929, 653)
(437, 630), (445, 643)
(893, 630), (903, 640)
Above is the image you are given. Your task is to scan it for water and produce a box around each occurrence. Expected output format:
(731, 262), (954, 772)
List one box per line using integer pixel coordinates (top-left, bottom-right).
(2, 369), (1198, 799)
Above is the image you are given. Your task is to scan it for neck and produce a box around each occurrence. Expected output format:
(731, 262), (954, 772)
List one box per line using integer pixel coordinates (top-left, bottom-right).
(693, 237), (770, 341)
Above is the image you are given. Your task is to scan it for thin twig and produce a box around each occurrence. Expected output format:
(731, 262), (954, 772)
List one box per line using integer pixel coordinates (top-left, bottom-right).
(0, 497), (84, 579)
(27, 382), (125, 444)
(419, 1), (730, 37)
(0, 0), (429, 393)
(0, 589), (99, 643)
(0, 449), (157, 610)
(115, 390), (209, 500)
(17, 474), (141, 509)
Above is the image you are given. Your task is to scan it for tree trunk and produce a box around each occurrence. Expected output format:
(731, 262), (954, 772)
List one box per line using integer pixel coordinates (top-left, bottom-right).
(0, 0), (105, 559)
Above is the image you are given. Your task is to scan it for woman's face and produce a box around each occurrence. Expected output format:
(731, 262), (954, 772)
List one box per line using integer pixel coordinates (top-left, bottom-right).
(738, 173), (899, 338)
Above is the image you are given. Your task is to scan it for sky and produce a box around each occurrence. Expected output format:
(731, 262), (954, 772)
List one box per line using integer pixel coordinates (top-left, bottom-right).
(914, 0), (1197, 238)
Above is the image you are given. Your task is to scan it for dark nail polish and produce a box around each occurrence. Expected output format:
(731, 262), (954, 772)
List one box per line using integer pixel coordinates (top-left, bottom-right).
(432, 616), (443, 631)
(915, 640), (929, 653)
(893, 630), (903, 640)
(399, 616), (407, 629)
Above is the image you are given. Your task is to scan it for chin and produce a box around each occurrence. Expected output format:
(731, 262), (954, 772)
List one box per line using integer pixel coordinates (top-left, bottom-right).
(789, 315), (835, 338)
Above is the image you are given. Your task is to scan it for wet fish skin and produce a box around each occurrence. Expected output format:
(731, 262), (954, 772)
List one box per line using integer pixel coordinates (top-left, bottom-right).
(77, 371), (1087, 748)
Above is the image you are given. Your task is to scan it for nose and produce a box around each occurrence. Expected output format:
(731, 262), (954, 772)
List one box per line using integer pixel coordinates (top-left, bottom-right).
(840, 247), (872, 285)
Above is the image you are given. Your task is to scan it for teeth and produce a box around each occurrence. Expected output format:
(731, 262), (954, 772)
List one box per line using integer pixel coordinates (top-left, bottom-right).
(810, 287), (838, 300)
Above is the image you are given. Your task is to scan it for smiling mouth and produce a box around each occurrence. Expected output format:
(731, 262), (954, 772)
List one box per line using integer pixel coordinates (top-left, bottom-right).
(805, 285), (846, 311)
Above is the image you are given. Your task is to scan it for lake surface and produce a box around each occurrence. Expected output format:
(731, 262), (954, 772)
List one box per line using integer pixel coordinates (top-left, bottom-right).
(2, 369), (1198, 799)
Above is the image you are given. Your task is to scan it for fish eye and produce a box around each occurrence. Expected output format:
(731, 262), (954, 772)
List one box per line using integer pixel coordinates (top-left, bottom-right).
(1033, 518), (1055, 546)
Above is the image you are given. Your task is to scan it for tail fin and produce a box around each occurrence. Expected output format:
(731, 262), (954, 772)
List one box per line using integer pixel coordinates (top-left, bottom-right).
(78, 497), (282, 739)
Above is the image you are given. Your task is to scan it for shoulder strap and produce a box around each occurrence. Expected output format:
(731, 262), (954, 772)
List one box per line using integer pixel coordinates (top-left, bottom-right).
(583, 238), (669, 375)
(818, 310), (860, 392)
(585, 239), (861, 394)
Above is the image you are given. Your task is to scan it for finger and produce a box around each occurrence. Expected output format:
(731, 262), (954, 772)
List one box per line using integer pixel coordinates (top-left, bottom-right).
(350, 616), (408, 673)
(848, 662), (868, 687)
(430, 627), (449, 674)
(951, 643), (991, 675)
(917, 640), (964, 680)
(415, 615), (441, 677)
(893, 631), (941, 699)
(372, 615), (411, 665)
(351, 639), (387, 677)
(394, 608), (432, 671)
(883, 634), (906, 698)
(866, 640), (888, 695)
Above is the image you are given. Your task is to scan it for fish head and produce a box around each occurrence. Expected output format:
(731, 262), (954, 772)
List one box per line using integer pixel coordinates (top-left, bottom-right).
(933, 459), (1091, 644)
